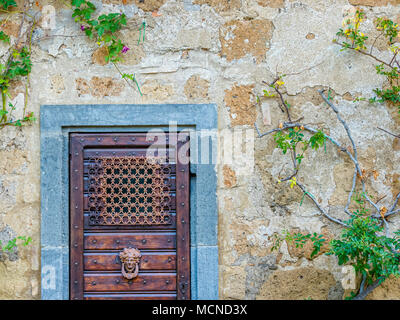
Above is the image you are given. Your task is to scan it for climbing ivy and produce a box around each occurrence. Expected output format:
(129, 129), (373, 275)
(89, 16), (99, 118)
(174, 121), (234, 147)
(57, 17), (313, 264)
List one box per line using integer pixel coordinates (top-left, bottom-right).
(0, 1), (36, 128)
(70, 0), (143, 94)
(335, 9), (400, 108)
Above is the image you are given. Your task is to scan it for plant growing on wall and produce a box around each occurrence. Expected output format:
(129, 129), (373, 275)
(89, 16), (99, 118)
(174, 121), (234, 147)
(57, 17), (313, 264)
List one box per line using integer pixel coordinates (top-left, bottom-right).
(256, 10), (400, 300)
(0, 0), (145, 257)
(334, 9), (399, 108)
(0, 0), (36, 128)
(69, 0), (143, 94)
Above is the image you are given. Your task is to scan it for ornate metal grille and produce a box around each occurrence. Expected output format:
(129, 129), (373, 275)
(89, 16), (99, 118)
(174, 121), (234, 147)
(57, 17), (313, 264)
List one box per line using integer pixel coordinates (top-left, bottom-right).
(87, 156), (172, 225)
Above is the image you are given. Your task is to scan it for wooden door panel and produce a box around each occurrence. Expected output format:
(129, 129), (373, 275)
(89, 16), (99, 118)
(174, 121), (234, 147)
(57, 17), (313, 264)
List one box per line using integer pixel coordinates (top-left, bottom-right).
(84, 233), (176, 250)
(84, 293), (176, 300)
(84, 273), (177, 291)
(84, 148), (176, 159)
(84, 252), (177, 271)
(70, 132), (190, 300)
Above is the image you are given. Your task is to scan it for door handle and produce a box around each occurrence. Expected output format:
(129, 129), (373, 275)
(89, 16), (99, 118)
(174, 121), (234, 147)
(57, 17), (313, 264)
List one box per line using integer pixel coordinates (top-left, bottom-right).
(119, 247), (142, 280)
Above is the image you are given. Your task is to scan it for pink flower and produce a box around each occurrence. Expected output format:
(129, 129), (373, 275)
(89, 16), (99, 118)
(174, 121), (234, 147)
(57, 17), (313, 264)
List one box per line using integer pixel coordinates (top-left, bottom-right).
(81, 25), (86, 31)
(122, 46), (130, 53)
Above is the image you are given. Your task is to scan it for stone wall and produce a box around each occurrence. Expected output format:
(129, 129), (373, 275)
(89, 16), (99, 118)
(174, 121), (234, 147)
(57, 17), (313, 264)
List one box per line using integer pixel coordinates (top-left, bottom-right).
(0, 0), (400, 299)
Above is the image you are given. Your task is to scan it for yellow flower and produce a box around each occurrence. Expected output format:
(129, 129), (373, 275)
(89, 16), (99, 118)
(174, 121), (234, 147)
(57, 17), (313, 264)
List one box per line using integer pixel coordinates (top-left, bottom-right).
(289, 177), (297, 189)
(276, 80), (285, 87)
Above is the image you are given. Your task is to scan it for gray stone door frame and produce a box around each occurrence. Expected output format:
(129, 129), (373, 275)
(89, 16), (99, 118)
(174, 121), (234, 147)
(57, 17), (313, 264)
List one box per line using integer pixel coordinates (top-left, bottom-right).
(40, 104), (218, 300)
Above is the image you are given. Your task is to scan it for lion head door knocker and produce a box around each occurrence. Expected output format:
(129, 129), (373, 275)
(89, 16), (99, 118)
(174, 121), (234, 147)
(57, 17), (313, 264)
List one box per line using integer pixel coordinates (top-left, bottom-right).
(119, 247), (142, 280)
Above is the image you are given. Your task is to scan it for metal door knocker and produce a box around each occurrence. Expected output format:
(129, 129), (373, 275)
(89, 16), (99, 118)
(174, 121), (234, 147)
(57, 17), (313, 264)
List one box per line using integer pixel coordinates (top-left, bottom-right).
(119, 247), (142, 280)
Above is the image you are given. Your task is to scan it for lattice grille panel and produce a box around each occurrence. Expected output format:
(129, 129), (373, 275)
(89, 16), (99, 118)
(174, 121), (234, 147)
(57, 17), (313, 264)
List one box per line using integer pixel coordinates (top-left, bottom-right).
(87, 156), (172, 225)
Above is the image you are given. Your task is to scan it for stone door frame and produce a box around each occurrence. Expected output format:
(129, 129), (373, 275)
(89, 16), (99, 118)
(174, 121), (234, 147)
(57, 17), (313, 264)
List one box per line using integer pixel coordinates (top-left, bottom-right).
(40, 104), (218, 300)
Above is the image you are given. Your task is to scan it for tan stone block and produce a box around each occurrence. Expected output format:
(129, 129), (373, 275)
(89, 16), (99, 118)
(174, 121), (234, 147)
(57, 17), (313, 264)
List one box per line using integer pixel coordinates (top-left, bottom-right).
(220, 20), (273, 63)
(75, 77), (125, 97)
(50, 74), (65, 94)
(141, 80), (174, 101)
(194, 0), (241, 13)
(133, 0), (167, 12)
(92, 46), (108, 66)
(184, 75), (210, 100)
(221, 266), (246, 299)
(256, 267), (337, 300)
(223, 165), (237, 188)
(224, 84), (256, 127)
(349, 0), (398, 6)
(365, 275), (400, 299)
(257, 0), (285, 8)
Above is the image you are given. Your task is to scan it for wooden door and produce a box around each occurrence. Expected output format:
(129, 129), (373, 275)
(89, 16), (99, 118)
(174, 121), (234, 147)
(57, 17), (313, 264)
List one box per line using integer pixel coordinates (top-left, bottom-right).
(69, 133), (190, 300)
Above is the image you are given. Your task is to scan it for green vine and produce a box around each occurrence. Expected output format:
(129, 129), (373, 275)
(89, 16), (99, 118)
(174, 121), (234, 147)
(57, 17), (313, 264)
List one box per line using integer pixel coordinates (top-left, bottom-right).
(335, 9), (400, 108)
(0, 0), (36, 128)
(0, 236), (32, 252)
(70, 0), (143, 94)
(255, 11), (400, 300)
(271, 196), (400, 300)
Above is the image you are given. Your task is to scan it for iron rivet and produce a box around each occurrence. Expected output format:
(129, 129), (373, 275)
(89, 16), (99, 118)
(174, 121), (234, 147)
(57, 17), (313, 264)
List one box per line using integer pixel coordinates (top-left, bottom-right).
(74, 297), (79, 300)
(75, 152), (78, 156)
(96, 152), (99, 155)
(74, 243), (78, 248)
(92, 281), (96, 286)
(74, 186), (78, 190)
(113, 152), (116, 155)
(181, 219), (185, 224)
(97, 138), (101, 142)
(93, 260), (97, 264)
(74, 169), (78, 172)
(168, 257), (172, 262)
(115, 279), (120, 284)
(168, 239), (171, 243)
(131, 137), (136, 141)
(181, 185), (185, 189)
(74, 225), (78, 229)
(182, 257), (185, 261)
(75, 205), (78, 209)
(74, 262), (78, 266)
(144, 259), (148, 263)
(182, 290), (185, 294)
(74, 280), (78, 284)
(116, 240), (120, 244)
(114, 137), (118, 142)
(128, 280), (133, 284)
(181, 275), (184, 278)
(143, 280), (147, 284)
(80, 138), (84, 142)
(182, 237), (185, 241)
(142, 239), (147, 244)
(181, 202), (185, 206)
(166, 280), (170, 284)
(92, 239), (97, 244)
(180, 169), (185, 172)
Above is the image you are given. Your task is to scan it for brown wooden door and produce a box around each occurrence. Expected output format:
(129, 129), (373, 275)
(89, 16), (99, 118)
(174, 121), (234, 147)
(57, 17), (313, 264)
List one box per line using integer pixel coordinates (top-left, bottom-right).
(69, 133), (190, 300)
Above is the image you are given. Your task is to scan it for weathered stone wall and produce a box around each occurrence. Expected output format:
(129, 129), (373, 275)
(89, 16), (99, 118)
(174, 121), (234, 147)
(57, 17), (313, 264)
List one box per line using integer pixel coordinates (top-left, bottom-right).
(0, 0), (400, 299)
